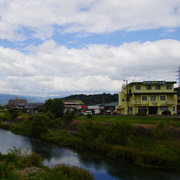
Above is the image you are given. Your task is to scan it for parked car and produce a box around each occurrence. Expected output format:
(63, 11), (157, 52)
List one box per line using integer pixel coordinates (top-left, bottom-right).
(81, 111), (92, 115)
(162, 110), (171, 115)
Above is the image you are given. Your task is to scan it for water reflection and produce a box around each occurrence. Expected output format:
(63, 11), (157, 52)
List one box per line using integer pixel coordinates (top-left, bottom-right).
(0, 129), (180, 180)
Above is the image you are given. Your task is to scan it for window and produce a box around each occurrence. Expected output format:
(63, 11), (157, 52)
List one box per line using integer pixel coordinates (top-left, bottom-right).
(166, 85), (172, 90)
(135, 85), (141, 90)
(122, 99), (124, 102)
(160, 96), (166, 101)
(151, 96), (156, 101)
(159, 106), (168, 111)
(142, 96), (147, 101)
(146, 85), (152, 90)
(155, 85), (161, 90)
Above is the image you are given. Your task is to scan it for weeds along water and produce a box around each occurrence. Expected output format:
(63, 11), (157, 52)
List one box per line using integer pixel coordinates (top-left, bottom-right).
(0, 147), (94, 180)
(0, 113), (180, 170)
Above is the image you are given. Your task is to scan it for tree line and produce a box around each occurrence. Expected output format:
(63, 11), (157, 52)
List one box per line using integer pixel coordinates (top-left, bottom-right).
(61, 93), (118, 105)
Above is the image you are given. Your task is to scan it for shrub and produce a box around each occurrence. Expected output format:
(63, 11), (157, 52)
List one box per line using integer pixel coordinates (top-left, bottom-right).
(7, 108), (21, 120)
(31, 113), (50, 137)
(52, 164), (94, 180)
(63, 110), (75, 121)
(0, 115), (9, 122)
(87, 114), (92, 119)
(152, 122), (170, 140)
(7, 147), (43, 168)
(104, 121), (134, 145)
(77, 121), (104, 140)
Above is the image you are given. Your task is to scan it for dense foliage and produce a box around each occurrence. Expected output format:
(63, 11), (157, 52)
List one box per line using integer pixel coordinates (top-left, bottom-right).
(0, 147), (94, 180)
(61, 93), (118, 105)
(44, 98), (64, 117)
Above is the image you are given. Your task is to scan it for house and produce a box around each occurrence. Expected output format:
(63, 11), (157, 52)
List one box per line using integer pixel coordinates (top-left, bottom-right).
(104, 102), (118, 114)
(17, 103), (44, 113)
(8, 97), (28, 106)
(62, 100), (84, 113)
(77, 105), (101, 115)
(116, 81), (177, 115)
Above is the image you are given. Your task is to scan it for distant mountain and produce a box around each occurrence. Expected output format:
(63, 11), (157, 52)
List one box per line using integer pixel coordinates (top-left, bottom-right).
(0, 93), (118, 105)
(0, 94), (48, 105)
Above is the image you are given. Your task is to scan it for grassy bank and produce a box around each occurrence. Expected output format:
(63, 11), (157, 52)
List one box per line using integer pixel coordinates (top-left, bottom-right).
(74, 115), (180, 126)
(0, 113), (180, 170)
(0, 147), (94, 180)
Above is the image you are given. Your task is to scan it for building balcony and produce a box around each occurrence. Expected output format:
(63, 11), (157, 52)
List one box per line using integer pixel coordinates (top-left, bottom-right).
(132, 101), (148, 106)
(165, 101), (175, 105)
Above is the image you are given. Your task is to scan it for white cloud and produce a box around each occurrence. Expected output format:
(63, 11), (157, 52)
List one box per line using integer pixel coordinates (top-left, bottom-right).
(0, 0), (180, 41)
(0, 39), (179, 96)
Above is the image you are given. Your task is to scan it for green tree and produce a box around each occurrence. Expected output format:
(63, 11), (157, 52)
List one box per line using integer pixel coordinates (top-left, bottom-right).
(45, 98), (64, 118)
(31, 113), (50, 137)
(49, 98), (64, 118)
(44, 99), (53, 112)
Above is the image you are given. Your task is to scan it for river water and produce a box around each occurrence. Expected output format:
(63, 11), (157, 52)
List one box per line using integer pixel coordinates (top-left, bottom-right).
(0, 128), (180, 180)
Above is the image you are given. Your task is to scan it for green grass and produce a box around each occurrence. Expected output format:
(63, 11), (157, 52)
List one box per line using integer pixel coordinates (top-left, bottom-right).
(0, 113), (4, 117)
(74, 115), (180, 126)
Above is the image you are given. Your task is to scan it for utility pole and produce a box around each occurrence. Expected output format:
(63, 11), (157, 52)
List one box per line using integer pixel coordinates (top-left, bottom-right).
(177, 66), (180, 87)
(103, 94), (105, 116)
(125, 80), (129, 115)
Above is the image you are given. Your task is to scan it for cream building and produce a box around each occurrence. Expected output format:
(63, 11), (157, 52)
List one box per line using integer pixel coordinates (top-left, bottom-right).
(116, 81), (177, 115)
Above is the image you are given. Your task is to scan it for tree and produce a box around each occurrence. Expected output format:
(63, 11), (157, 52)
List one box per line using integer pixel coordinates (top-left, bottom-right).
(45, 98), (64, 118)
(44, 99), (53, 112)
(31, 113), (50, 137)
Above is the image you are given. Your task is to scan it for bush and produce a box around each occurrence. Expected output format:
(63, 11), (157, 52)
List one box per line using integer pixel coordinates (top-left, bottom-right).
(63, 110), (75, 121)
(7, 147), (43, 168)
(104, 121), (134, 145)
(87, 114), (92, 119)
(77, 121), (104, 141)
(52, 164), (94, 180)
(31, 113), (50, 137)
(8, 108), (21, 119)
(152, 122), (170, 140)
(0, 115), (9, 122)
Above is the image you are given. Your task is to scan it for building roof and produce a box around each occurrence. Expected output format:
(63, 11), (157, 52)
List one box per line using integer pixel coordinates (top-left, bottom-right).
(128, 81), (176, 86)
(62, 100), (84, 105)
(95, 102), (118, 107)
(104, 102), (119, 107)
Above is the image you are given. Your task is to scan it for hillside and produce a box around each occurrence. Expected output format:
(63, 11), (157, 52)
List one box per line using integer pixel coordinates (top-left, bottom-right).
(61, 93), (118, 105)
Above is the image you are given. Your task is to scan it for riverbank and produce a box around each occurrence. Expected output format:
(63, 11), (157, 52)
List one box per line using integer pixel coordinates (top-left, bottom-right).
(0, 114), (180, 171)
(0, 147), (94, 180)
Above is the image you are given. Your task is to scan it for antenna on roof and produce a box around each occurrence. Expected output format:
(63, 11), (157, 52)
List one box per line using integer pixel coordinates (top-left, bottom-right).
(123, 79), (125, 86)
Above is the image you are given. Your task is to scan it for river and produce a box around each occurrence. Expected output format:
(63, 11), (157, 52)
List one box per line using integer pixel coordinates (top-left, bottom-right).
(0, 128), (179, 180)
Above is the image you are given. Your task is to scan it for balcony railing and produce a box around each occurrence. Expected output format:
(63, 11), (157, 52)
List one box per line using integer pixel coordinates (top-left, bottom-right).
(166, 101), (175, 105)
(132, 101), (148, 105)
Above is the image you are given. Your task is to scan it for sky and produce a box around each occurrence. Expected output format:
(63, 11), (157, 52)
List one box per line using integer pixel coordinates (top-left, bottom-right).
(0, 0), (180, 97)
